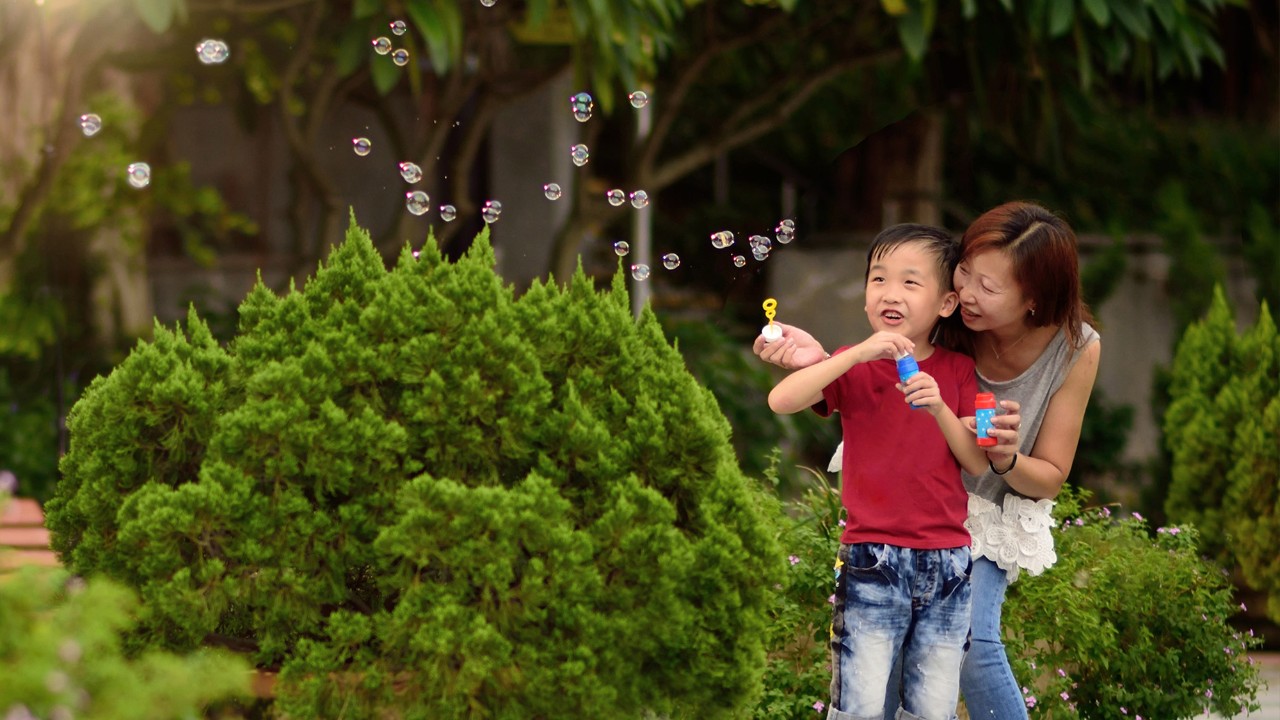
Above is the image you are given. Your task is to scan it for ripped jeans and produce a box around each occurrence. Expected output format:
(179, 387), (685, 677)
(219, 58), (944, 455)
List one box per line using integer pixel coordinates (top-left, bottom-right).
(828, 543), (972, 720)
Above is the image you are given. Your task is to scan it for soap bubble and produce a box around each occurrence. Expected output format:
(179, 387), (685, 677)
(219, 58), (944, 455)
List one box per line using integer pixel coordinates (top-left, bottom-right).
(398, 162), (423, 183)
(484, 199), (502, 214)
(775, 225), (795, 244)
(630, 263), (651, 281)
(753, 248), (770, 261)
(405, 191), (430, 215)
(372, 37), (392, 55)
(628, 90), (649, 108)
(125, 162), (150, 189)
(606, 189), (626, 206)
(440, 204), (457, 222)
(543, 183), (562, 200)
(481, 204), (500, 223)
(392, 49), (410, 66)
(196, 39), (230, 65)
(779, 218), (796, 231)
(570, 144), (590, 166)
(629, 190), (649, 208)
(352, 137), (372, 156)
(710, 230), (735, 249)
(79, 113), (102, 137)
(480, 0), (496, 6)
(748, 234), (772, 253)
(571, 91), (594, 122)
(613, 241), (630, 256)
(732, 255), (746, 268)
(390, 20), (407, 36)
(661, 253), (680, 270)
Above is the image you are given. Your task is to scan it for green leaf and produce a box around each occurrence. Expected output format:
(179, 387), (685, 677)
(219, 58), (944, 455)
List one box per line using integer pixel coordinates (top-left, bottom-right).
(406, 0), (454, 75)
(352, 0), (381, 20)
(370, 55), (401, 95)
(335, 23), (370, 77)
(896, 1), (932, 62)
(961, 0), (978, 19)
(1110, 0), (1152, 40)
(132, 0), (176, 34)
(1049, 0), (1075, 37)
(1082, 0), (1110, 25)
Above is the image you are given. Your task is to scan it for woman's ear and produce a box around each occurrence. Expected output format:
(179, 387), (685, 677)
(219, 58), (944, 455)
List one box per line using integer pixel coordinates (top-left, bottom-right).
(939, 291), (960, 317)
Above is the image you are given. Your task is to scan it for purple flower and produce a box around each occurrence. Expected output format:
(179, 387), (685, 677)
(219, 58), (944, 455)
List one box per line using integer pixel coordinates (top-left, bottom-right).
(1121, 708), (1128, 715)
(1024, 695), (1037, 708)
(827, 594), (836, 605)
(789, 555), (801, 566)
(1240, 602), (1247, 611)
(1057, 668), (1066, 677)
(1074, 518), (1084, 526)
(812, 700), (825, 712)
(838, 519), (846, 527)
(1060, 692), (1070, 701)
(1205, 689), (1213, 698)
(0, 469), (16, 494)
(1132, 512), (1144, 521)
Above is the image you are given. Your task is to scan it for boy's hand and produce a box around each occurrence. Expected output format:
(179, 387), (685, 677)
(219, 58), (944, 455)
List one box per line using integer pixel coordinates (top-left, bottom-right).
(854, 331), (915, 364)
(899, 371), (944, 414)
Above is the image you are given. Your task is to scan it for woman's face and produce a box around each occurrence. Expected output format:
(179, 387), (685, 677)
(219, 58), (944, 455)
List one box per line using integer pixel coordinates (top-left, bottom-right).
(953, 249), (1033, 333)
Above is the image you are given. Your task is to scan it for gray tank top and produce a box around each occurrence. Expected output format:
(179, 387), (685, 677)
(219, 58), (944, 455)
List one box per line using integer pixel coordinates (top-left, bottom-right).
(964, 323), (1100, 505)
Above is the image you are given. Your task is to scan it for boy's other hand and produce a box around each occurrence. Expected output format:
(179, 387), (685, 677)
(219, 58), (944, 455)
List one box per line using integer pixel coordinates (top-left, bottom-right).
(856, 331), (915, 364)
(899, 371), (943, 413)
(754, 322), (827, 369)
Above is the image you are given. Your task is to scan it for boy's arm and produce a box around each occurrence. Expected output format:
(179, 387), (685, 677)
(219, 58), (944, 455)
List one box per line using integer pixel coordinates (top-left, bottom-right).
(902, 373), (987, 476)
(769, 332), (914, 414)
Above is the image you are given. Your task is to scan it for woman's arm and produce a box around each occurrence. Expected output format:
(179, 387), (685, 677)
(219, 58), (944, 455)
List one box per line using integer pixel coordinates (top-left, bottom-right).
(995, 339), (1102, 499)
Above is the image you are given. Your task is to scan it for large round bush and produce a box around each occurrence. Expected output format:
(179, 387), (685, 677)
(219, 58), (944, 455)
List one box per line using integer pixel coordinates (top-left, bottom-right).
(47, 220), (782, 718)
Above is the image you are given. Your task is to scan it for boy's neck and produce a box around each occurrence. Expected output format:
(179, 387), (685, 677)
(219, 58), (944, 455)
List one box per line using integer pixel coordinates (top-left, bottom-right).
(908, 339), (937, 361)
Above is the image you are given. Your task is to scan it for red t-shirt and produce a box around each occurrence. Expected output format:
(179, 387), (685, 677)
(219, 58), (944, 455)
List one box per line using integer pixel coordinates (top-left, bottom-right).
(818, 346), (976, 549)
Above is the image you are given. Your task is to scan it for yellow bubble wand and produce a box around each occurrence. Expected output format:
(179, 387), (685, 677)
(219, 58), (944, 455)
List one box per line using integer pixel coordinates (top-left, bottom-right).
(761, 298), (782, 342)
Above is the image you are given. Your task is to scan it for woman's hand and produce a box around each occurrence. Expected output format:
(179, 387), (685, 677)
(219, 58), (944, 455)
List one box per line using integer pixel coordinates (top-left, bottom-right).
(985, 400), (1022, 470)
(753, 322), (827, 370)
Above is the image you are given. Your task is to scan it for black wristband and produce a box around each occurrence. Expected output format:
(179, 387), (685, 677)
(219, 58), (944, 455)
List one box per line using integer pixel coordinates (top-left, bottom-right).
(990, 453), (1017, 476)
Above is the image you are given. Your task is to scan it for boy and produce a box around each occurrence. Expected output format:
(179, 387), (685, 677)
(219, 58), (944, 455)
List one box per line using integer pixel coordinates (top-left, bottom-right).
(767, 224), (989, 720)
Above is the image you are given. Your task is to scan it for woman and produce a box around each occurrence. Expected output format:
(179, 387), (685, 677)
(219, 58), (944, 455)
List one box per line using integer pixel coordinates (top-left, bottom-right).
(756, 201), (1100, 719)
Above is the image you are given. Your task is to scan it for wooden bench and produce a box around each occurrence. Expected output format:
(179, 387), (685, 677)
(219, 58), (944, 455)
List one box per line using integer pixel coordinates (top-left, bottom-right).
(0, 497), (60, 571)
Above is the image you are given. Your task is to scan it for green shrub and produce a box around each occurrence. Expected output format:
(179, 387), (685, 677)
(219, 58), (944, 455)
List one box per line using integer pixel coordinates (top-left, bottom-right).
(1004, 485), (1263, 719)
(46, 218), (782, 719)
(1163, 286), (1280, 621)
(752, 461), (842, 720)
(0, 547), (248, 717)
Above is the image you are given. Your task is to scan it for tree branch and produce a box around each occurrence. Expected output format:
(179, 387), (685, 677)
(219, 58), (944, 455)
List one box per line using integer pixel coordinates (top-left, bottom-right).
(649, 49), (902, 191)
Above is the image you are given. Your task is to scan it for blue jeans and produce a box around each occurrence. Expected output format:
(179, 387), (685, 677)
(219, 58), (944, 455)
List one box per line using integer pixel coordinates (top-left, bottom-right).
(881, 555), (1028, 720)
(828, 543), (972, 720)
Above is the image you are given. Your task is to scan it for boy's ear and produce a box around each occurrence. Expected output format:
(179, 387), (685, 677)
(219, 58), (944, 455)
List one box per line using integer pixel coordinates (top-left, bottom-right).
(938, 291), (959, 317)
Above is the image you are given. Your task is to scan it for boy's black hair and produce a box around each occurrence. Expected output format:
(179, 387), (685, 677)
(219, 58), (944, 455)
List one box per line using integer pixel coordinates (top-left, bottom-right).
(864, 223), (959, 290)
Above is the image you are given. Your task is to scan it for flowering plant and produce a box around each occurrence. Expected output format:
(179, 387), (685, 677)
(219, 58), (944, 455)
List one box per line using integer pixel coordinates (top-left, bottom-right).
(1003, 485), (1264, 719)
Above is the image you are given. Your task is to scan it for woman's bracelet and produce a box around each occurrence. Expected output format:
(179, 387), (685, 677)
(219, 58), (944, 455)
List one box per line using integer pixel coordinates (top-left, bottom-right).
(990, 453), (1017, 476)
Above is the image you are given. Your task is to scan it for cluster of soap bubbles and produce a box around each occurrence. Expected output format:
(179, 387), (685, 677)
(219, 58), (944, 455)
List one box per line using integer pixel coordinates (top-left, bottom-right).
(351, 134), (464, 223)
(556, 90), (676, 280)
(372, 21), (412, 67)
(625, 249), (682, 280)
(481, 200), (503, 223)
(80, 38), (233, 188)
(707, 218), (797, 268)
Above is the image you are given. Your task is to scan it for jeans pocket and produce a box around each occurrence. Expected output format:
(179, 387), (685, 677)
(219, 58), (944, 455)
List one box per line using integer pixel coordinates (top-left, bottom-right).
(942, 545), (973, 599)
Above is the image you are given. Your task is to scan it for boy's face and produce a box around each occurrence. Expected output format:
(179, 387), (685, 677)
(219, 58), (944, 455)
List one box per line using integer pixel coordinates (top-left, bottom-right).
(864, 241), (958, 345)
